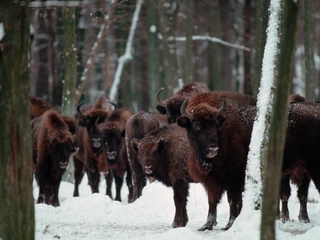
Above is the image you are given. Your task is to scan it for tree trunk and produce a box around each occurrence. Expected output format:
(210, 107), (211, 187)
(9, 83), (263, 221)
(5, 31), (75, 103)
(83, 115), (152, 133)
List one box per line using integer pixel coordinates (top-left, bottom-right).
(147, 0), (161, 110)
(159, 0), (180, 96)
(243, 0), (252, 95)
(0, 1), (35, 239)
(61, 3), (77, 183)
(253, 0), (270, 96)
(304, 0), (316, 100)
(260, 1), (299, 239)
(184, 0), (193, 84)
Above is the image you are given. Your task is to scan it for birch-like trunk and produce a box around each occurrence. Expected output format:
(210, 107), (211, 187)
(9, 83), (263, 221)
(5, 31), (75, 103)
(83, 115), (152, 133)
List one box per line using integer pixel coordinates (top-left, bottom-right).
(0, 1), (35, 239)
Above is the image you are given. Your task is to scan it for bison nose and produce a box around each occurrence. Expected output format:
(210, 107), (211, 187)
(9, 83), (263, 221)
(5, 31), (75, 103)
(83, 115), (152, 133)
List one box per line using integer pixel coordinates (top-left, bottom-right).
(206, 145), (218, 159)
(92, 138), (101, 148)
(144, 165), (153, 175)
(60, 161), (68, 169)
(107, 151), (117, 160)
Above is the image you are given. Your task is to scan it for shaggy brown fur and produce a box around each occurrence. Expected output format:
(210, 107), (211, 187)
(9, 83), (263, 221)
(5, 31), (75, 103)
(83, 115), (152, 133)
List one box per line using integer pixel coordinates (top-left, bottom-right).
(99, 108), (134, 202)
(177, 91), (256, 230)
(32, 110), (77, 206)
(156, 82), (210, 124)
(133, 124), (192, 228)
(29, 95), (54, 119)
(125, 111), (162, 202)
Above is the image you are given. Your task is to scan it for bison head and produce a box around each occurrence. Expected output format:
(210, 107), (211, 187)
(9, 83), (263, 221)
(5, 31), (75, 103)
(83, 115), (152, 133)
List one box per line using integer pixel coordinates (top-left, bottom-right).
(177, 99), (226, 170)
(132, 137), (165, 177)
(100, 122), (125, 165)
(50, 138), (77, 169)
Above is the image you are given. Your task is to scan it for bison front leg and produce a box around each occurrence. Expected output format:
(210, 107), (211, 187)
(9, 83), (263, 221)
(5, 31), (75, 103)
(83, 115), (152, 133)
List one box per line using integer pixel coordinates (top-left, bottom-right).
(224, 184), (244, 230)
(198, 182), (223, 231)
(37, 178), (45, 204)
(125, 165), (133, 203)
(114, 171), (123, 202)
(86, 161), (100, 193)
(73, 156), (85, 197)
(105, 171), (113, 199)
(171, 180), (189, 228)
(297, 175), (310, 223)
(279, 175), (291, 222)
(130, 156), (147, 202)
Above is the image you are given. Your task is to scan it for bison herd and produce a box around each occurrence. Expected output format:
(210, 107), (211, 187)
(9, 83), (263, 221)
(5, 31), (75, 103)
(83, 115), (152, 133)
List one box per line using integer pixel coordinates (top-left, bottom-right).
(30, 82), (320, 231)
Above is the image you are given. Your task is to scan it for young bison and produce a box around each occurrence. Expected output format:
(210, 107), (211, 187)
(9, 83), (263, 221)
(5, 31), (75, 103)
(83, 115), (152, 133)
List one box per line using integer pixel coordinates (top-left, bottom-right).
(177, 91), (257, 230)
(125, 111), (162, 202)
(133, 124), (192, 228)
(156, 82), (210, 124)
(32, 110), (77, 206)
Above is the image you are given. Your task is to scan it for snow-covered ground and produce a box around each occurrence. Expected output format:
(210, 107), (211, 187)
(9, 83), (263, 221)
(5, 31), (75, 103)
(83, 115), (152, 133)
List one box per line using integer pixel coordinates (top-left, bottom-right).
(34, 175), (320, 240)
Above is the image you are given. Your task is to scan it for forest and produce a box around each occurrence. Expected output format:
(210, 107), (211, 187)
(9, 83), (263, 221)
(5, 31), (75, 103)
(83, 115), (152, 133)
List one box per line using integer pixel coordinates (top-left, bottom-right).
(1, 0), (320, 240)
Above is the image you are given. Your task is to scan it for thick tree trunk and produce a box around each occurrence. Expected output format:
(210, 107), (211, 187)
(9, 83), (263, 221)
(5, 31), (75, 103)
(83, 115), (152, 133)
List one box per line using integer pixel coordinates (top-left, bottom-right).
(0, 1), (35, 239)
(159, 0), (180, 96)
(243, 0), (252, 95)
(184, 0), (193, 84)
(260, 1), (299, 239)
(61, 3), (77, 183)
(304, 0), (316, 100)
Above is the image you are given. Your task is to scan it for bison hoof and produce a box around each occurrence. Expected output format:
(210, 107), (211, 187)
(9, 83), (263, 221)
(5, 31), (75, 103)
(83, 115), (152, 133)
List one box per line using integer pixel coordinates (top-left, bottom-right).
(197, 221), (217, 231)
(171, 219), (188, 228)
(280, 213), (290, 223)
(299, 215), (310, 223)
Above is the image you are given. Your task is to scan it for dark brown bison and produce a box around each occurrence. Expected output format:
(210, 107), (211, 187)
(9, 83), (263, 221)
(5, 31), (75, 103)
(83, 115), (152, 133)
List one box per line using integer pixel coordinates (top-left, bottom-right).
(177, 91), (257, 230)
(279, 94), (311, 223)
(73, 96), (114, 198)
(29, 95), (54, 120)
(32, 109), (77, 206)
(124, 111), (162, 202)
(132, 124), (192, 227)
(98, 108), (134, 202)
(156, 82), (210, 124)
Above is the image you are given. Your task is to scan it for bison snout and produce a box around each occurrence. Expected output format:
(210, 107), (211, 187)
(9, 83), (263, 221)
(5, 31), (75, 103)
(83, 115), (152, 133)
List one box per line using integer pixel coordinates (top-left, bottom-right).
(92, 138), (101, 149)
(206, 145), (218, 159)
(107, 151), (117, 160)
(60, 161), (68, 169)
(144, 165), (153, 175)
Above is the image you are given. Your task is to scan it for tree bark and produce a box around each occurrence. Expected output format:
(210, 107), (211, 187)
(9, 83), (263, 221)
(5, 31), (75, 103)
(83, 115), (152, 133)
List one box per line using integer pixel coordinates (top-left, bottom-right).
(304, 0), (316, 100)
(243, 0), (252, 95)
(0, 1), (35, 239)
(184, 0), (193, 84)
(260, 1), (299, 239)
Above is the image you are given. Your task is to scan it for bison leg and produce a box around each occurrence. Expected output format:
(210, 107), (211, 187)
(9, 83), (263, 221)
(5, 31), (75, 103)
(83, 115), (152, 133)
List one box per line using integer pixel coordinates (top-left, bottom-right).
(130, 156), (147, 202)
(224, 185), (243, 230)
(126, 165), (133, 203)
(51, 180), (61, 207)
(73, 157), (85, 197)
(86, 161), (100, 193)
(279, 176), (291, 222)
(114, 172), (123, 202)
(198, 182), (223, 231)
(171, 180), (189, 228)
(37, 178), (45, 204)
(297, 175), (310, 223)
(105, 171), (114, 199)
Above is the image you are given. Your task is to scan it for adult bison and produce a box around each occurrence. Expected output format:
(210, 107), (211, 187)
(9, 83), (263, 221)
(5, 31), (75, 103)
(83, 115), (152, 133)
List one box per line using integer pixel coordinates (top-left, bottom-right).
(125, 111), (162, 202)
(132, 124), (192, 227)
(73, 96), (114, 197)
(177, 91), (256, 230)
(156, 82), (210, 124)
(29, 95), (54, 120)
(98, 108), (134, 202)
(32, 110), (77, 206)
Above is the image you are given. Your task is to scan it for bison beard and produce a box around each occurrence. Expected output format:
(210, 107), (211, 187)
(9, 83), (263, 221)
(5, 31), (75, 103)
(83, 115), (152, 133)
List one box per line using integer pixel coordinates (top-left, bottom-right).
(177, 91), (256, 230)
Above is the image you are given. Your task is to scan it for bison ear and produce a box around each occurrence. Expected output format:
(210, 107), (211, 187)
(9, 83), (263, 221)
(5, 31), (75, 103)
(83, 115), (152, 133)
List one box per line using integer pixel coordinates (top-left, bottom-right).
(156, 105), (167, 115)
(217, 115), (225, 127)
(177, 116), (191, 129)
(121, 129), (126, 138)
(132, 138), (139, 152)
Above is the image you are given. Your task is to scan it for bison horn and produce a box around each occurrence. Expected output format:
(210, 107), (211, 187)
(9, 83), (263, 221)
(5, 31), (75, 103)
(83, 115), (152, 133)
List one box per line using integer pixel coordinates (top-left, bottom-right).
(95, 117), (101, 130)
(156, 87), (166, 108)
(109, 102), (118, 110)
(218, 100), (226, 114)
(180, 98), (193, 119)
(76, 103), (85, 116)
(156, 137), (164, 144)
(132, 138), (140, 146)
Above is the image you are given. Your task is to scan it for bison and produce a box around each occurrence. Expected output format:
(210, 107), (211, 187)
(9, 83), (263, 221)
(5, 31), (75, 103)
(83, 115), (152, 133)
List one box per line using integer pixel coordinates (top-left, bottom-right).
(132, 124), (192, 227)
(32, 109), (77, 206)
(124, 111), (163, 202)
(156, 82), (210, 124)
(177, 91), (256, 230)
(73, 96), (114, 198)
(29, 95), (54, 120)
(98, 108), (134, 202)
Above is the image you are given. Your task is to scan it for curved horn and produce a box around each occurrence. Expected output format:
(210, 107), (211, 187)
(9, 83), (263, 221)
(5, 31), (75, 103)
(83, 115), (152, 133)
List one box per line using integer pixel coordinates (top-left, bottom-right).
(180, 98), (193, 119)
(132, 138), (140, 146)
(109, 102), (118, 110)
(76, 103), (85, 116)
(95, 117), (101, 130)
(156, 87), (166, 107)
(156, 137), (164, 144)
(218, 100), (226, 114)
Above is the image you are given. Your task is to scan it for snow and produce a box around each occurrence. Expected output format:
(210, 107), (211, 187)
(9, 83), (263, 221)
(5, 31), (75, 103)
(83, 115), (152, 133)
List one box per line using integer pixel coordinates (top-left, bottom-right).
(34, 175), (320, 240)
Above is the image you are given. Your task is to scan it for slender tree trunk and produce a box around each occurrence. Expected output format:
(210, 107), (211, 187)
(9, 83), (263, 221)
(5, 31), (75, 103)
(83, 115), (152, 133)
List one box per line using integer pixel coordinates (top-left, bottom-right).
(61, 3), (77, 183)
(184, 0), (193, 84)
(260, 1), (299, 239)
(0, 1), (35, 239)
(304, 0), (316, 100)
(147, 0), (161, 110)
(253, 0), (270, 96)
(159, 0), (180, 96)
(243, 0), (252, 95)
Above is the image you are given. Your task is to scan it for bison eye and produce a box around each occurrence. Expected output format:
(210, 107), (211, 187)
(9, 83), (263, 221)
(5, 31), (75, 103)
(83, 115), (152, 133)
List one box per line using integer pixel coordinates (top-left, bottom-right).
(192, 122), (201, 131)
